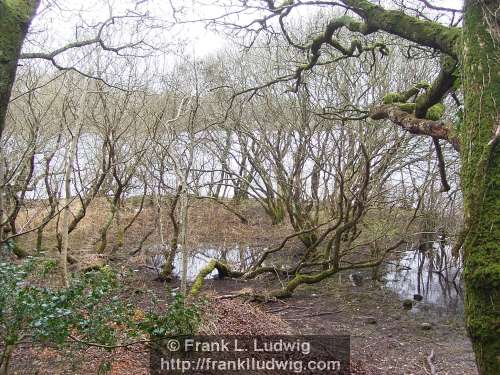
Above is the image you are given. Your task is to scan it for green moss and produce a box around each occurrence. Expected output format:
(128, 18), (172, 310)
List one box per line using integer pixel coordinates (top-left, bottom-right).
(383, 92), (403, 104)
(365, 3), (460, 57)
(189, 260), (216, 296)
(10, 239), (28, 258)
(383, 85), (421, 105)
(468, 263), (500, 289)
(336, 15), (367, 33)
(0, 1), (40, 132)
(397, 103), (415, 113)
(451, 68), (462, 91)
(0, 0), (38, 63)
(414, 81), (430, 89)
(266, 198), (286, 225)
(459, 1), (500, 373)
(189, 260), (242, 296)
(271, 265), (341, 299)
(115, 228), (124, 248)
(425, 103), (445, 120)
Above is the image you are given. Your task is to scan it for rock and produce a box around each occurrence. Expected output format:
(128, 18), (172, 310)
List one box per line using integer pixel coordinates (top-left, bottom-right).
(364, 316), (377, 324)
(402, 299), (413, 310)
(349, 273), (363, 286)
(420, 322), (433, 330)
(413, 294), (423, 301)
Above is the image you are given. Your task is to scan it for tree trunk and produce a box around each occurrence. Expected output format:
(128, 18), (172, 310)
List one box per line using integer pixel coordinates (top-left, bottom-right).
(0, 343), (15, 375)
(96, 202), (117, 253)
(460, 1), (499, 373)
(0, 151), (5, 242)
(179, 180), (189, 295)
(0, 0), (40, 136)
(60, 82), (89, 287)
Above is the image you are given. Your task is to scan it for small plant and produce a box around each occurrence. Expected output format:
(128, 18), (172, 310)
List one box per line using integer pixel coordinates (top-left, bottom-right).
(139, 292), (202, 338)
(0, 258), (202, 375)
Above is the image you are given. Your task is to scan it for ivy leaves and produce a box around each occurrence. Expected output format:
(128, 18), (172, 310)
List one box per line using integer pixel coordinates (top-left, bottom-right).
(0, 258), (201, 356)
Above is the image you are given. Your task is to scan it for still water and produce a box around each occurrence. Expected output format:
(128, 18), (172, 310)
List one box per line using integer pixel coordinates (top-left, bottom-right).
(383, 241), (464, 314)
(144, 240), (464, 314)
(145, 245), (259, 281)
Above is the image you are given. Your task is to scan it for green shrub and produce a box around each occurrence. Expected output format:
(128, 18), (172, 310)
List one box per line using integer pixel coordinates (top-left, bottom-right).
(0, 258), (201, 374)
(139, 293), (202, 338)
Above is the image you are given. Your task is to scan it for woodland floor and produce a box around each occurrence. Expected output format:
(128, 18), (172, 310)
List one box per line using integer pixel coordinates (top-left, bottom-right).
(8, 199), (477, 374)
(202, 275), (476, 375)
(9, 269), (477, 374)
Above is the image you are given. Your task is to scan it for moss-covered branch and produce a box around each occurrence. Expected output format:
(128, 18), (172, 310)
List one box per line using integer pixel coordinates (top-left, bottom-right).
(341, 0), (461, 57)
(291, 15), (386, 91)
(414, 56), (458, 118)
(189, 260), (243, 297)
(369, 104), (460, 151)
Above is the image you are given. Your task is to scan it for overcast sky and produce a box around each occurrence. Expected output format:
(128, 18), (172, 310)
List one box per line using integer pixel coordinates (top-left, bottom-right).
(30, 0), (465, 55)
(22, 0), (465, 88)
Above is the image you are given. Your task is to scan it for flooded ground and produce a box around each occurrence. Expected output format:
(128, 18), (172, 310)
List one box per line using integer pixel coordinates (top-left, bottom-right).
(143, 239), (464, 317)
(144, 244), (260, 280)
(383, 241), (464, 315)
(136, 240), (474, 374)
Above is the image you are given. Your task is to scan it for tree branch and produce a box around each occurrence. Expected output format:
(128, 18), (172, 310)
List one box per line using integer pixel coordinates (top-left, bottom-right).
(341, 0), (461, 57)
(369, 104), (460, 151)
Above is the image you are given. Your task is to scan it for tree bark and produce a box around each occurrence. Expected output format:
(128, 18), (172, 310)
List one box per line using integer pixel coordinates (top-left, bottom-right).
(0, 0), (40, 137)
(460, 1), (500, 373)
(179, 177), (189, 295)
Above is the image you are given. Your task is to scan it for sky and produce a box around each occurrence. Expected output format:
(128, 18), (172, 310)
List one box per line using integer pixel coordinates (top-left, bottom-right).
(21, 0), (466, 88)
(28, 0), (466, 55)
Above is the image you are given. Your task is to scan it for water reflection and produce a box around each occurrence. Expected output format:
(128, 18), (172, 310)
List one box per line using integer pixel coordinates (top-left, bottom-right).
(384, 240), (464, 314)
(143, 239), (465, 315)
(145, 245), (259, 281)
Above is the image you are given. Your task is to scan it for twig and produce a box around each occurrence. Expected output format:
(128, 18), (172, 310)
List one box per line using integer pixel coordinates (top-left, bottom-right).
(426, 349), (437, 375)
(301, 310), (342, 318)
(68, 335), (150, 349)
(214, 293), (247, 300)
(267, 306), (309, 314)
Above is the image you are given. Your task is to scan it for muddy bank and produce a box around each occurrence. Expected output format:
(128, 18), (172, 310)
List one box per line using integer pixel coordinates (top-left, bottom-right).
(200, 272), (476, 375)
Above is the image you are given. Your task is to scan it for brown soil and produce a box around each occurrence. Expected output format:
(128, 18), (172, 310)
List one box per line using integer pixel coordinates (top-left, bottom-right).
(8, 272), (291, 375)
(202, 274), (477, 375)
(7, 266), (476, 375)
(207, 275), (477, 375)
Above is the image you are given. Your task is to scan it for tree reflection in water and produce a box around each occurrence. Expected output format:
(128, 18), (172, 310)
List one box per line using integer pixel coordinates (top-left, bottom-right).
(385, 237), (464, 315)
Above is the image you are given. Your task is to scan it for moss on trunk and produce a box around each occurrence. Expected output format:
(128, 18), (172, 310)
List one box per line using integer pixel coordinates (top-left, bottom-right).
(459, 1), (500, 373)
(342, 0), (460, 57)
(0, 0), (40, 136)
